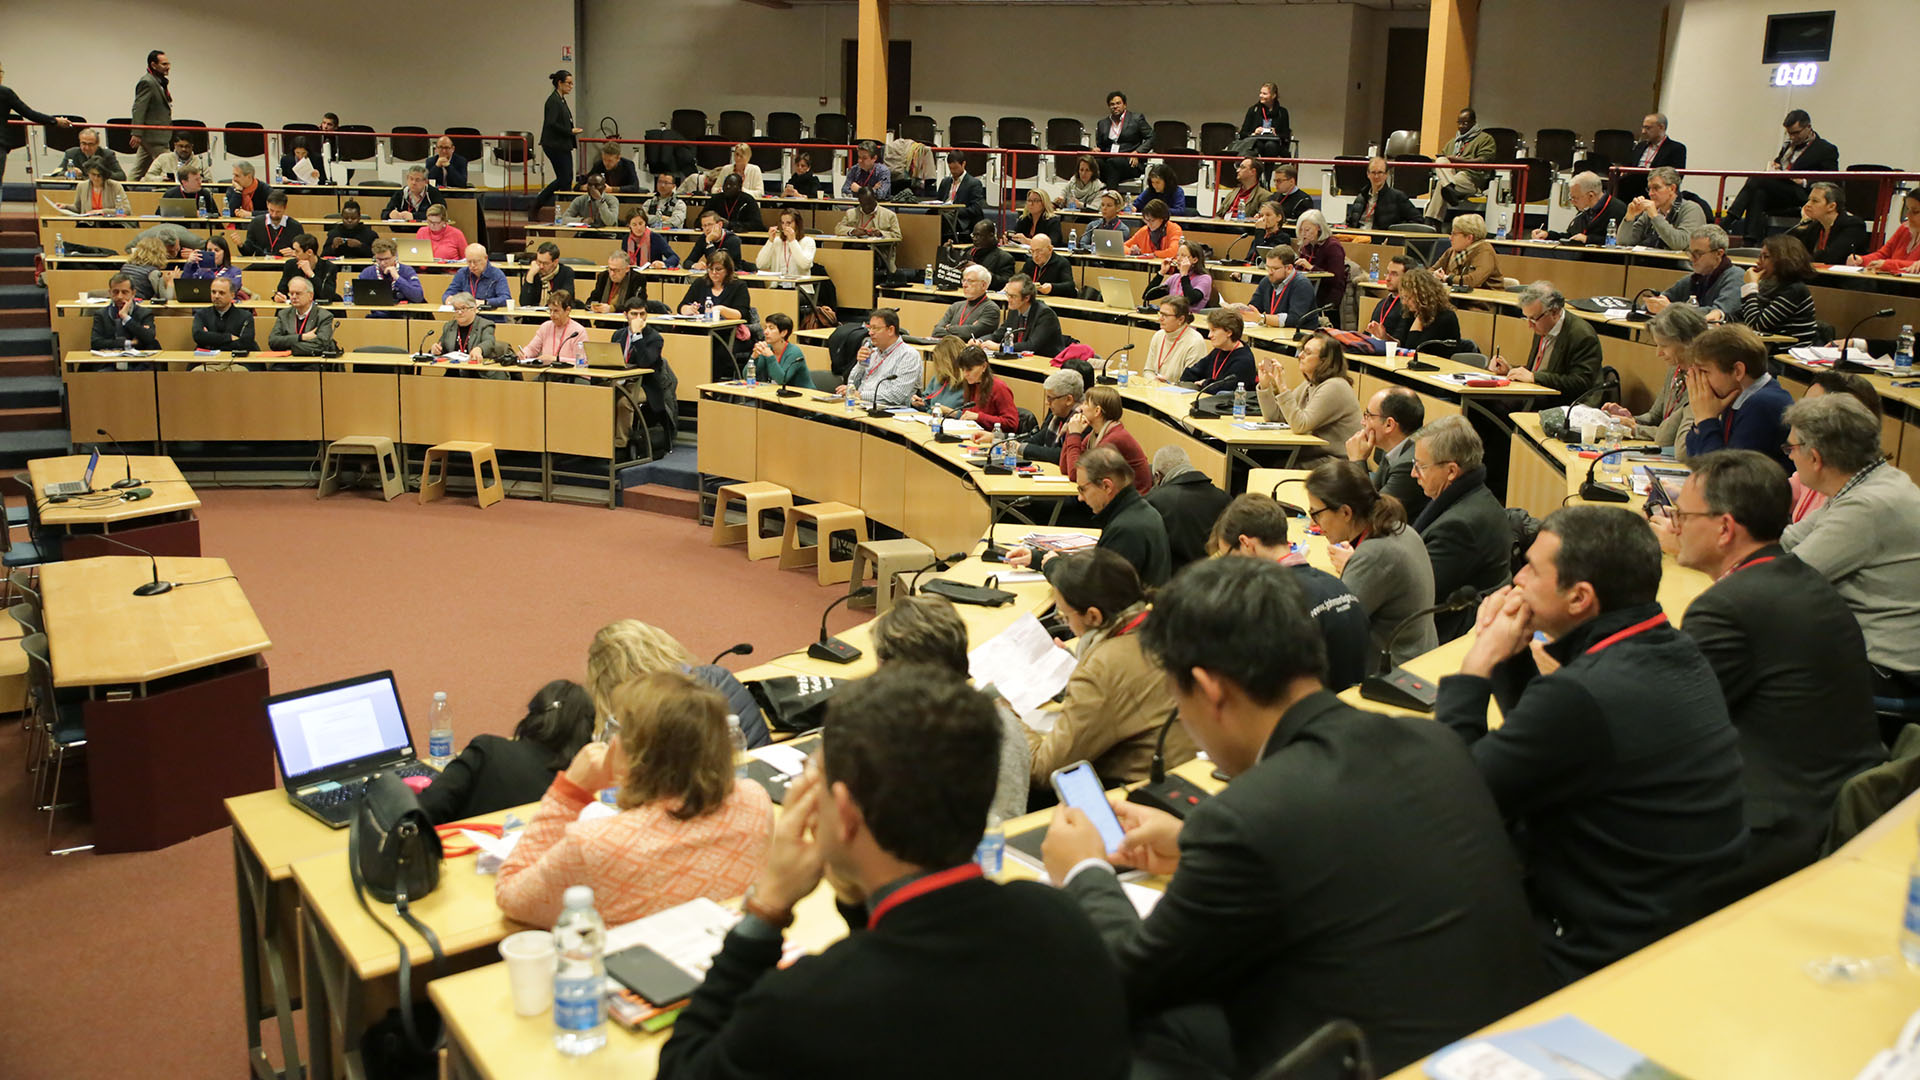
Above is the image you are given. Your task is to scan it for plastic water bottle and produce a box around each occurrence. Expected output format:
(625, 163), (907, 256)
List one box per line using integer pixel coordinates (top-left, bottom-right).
(744, 357), (757, 387)
(1901, 817), (1920, 966)
(725, 714), (747, 754)
(197, 202), (208, 219)
(974, 814), (1005, 876)
(552, 886), (608, 1056)
(702, 297), (715, 322)
(116, 191), (130, 215)
(54, 233), (66, 257)
(930, 410), (944, 438)
(1605, 220), (1619, 248)
(1495, 214), (1508, 240)
(1114, 355), (1130, 387)
(924, 264), (934, 288)
(1368, 253), (1380, 282)
(1232, 382), (1248, 420)
(344, 279), (354, 304)
(845, 384), (860, 413)
(426, 691), (453, 768)
(990, 423), (1006, 465)
(1896, 325), (1915, 374)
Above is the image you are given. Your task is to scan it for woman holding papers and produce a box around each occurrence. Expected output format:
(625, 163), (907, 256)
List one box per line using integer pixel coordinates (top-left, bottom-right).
(67, 161), (126, 215)
(1027, 550), (1194, 791)
(495, 670), (772, 927)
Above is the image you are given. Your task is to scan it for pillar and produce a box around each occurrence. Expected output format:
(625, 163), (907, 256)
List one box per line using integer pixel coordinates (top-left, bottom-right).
(1421, 0), (1478, 156)
(856, 0), (890, 141)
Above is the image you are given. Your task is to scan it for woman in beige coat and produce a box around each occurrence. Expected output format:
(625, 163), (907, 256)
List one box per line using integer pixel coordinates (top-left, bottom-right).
(1258, 330), (1362, 461)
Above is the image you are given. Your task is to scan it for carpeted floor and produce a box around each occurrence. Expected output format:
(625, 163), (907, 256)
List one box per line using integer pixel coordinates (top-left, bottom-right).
(0, 488), (862, 1080)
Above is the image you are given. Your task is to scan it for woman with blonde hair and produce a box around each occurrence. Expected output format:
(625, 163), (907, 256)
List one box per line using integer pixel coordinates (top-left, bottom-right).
(1439, 213), (1501, 289)
(1392, 267), (1461, 351)
(495, 670), (773, 927)
(587, 618), (768, 745)
(704, 141), (763, 195)
(915, 335), (969, 413)
(119, 234), (177, 302)
(1008, 188), (1063, 247)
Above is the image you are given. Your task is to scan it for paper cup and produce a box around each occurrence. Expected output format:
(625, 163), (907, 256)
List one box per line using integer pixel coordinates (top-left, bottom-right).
(1579, 419), (1600, 444)
(499, 930), (556, 1017)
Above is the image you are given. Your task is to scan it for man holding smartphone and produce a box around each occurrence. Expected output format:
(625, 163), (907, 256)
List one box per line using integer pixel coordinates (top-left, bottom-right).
(1041, 557), (1547, 1077)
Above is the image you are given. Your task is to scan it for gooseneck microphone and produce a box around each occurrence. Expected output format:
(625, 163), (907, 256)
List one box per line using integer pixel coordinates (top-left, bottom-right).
(1126, 708), (1213, 819)
(95, 428), (141, 489)
(708, 642), (753, 667)
(865, 372), (908, 418)
(83, 531), (174, 596)
(1359, 585), (1480, 711)
(1837, 308), (1897, 374)
(1578, 445), (1636, 504)
(1096, 343), (1136, 385)
(807, 593), (863, 663)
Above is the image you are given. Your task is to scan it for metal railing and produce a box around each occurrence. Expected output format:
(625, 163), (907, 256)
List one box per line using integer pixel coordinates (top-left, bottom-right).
(1609, 165), (1920, 245)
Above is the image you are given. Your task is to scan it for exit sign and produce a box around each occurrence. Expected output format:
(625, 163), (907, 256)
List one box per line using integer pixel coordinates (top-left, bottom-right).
(1771, 62), (1818, 87)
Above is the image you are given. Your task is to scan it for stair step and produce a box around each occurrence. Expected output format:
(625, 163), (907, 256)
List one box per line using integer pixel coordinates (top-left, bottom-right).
(0, 311), (47, 332)
(621, 482), (701, 518)
(0, 267), (36, 286)
(0, 375), (63, 409)
(0, 406), (63, 434)
(0, 251), (38, 268)
(0, 231), (35, 248)
(0, 429), (70, 468)
(0, 356), (56, 377)
(0, 329), (54, 358)
(0, 285), (44, 311)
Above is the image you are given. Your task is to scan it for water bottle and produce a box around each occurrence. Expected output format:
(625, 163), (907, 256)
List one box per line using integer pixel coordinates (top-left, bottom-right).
(54, 233), (66, 257)
(1495, 213), (1508, 240)
(990, 423), (1006, 466)
(924, 264), (934, 289)
(1114, 355), (1130, 387)
(116, 191), (130, 216)
(974, 814), (1005, 876)
(744, 357), (757, 387)
(1368, 253), (1380, 282)
(552, 886), (608, 1056)
(1896, 325), (1915, 374)
(197, 202), (208, 219)
(725, 714), (747, 754)
(426, 691), (453, 768)
(930, 410), (944, 438)
(1232, 382), (1248, 420)
(702, 297), (715, 322)
(845, 383), (860, 413)
(344, 279), (354, 304)
(1605, 220), (1619, 248)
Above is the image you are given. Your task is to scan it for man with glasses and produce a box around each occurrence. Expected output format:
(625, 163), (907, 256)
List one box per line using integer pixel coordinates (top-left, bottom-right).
(1725, 109), (1840, 246)
(1650, 450), (1882, 904)
(1007, 446), (1170, 586)
(1345, 156), (1419, 231)
(429, 291), (503, 361)
(1345, 386), (1428, 518)
(354, 237), (426, 317)
(1646, 225), (1741, 320)
(837, 308), (919, 408)
(1409, 415), (1510, 641)
(442, 243), (512, 309)
(1488, 281), (1599, 398)
(1528, 172), (1624, 247)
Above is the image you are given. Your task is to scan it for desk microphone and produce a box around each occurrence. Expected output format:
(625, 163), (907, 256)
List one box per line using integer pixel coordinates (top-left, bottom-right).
(1269, 475), (1305, 501)
(1624, 288), (1659, 321)
(806, 593), (863, 664)
(1578, 445), (1636, 504)
(1222, 231), (1255, 265)
(412, 329), (437, 362)
(82, 531), (174, 596)
(977, 495), (1033, 564)
(905, 551), (969, 596)
(1095, 343), (1136, 385)
(94, 428), (141, 489)
(1294, 303), (1335, 332)
(1838, 308), (1897, 374)
(1358, 585), (1479, 711)
(864, 372), (908, 418)
(708, 642), (753, 666)
(1127, 709), (1213, 819)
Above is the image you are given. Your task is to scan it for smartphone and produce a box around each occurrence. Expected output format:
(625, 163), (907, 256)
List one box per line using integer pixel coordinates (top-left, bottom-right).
(1050, 760), (1127, 853)
(1642, 471), (1674, 515)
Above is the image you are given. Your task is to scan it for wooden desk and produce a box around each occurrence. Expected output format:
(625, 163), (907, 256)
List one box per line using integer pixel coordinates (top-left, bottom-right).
(1774, 352), (1920, 486)
(28, 453), (203, 557)
(41, 556), (272, 851)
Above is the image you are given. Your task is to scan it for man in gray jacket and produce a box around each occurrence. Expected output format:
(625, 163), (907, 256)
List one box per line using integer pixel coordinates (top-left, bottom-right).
(1646, 225), (1743, 321)
(1616, 167), (1708, 251)
(130, 50), (173, 181)
(930, 264), (1001, 341)
(1345, 385), (1428, 519)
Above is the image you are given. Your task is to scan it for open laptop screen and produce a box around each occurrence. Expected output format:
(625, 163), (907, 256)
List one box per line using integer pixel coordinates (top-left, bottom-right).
(83, 448), (99, 487)
(266, 671), (412, 781)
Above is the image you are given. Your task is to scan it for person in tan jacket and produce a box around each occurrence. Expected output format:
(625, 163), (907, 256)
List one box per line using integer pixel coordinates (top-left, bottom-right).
(1257, 331), (1362, 462)
(1438, 213), (1502, 290)
(1029, 550), (1196, 790)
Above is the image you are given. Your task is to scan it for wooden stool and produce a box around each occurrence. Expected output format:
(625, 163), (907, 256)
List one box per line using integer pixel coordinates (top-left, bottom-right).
(779, 501), (868, 586)
(848, 538), (934, 613)
(317, 436), (404, 501)
(709, 481), (793, 561)
(418, 441), (504, 509)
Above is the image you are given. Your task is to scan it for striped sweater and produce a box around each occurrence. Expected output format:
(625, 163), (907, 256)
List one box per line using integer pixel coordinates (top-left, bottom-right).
(1740, 279), (1821, 347)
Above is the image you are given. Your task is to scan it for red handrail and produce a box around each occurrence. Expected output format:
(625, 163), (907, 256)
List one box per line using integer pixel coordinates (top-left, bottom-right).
(1608, 164), (1920, 245)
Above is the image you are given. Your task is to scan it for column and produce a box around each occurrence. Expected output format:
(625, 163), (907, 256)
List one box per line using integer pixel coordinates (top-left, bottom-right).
(1421, 0), (1478, 156)
(856, 0), (891, 141)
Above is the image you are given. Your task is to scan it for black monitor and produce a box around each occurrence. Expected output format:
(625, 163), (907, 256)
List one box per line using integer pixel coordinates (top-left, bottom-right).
(1762, 10), (1835, 64)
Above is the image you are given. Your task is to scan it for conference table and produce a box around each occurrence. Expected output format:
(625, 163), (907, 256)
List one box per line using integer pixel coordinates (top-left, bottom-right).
(26, 453), (202, 558)
(43, 555), (273, 852)
(33, 178), (485, 246)
(523, 221), (880, 309)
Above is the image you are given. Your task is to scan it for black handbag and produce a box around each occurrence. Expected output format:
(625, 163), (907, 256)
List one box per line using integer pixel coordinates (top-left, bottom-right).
(747, 674), (842, 735)
(348, 772), (447, 1068)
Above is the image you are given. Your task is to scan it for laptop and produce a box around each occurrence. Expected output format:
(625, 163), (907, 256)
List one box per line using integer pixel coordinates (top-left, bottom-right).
(398, 240), (432, 262)
(44, 448), (99, 497)
(1095, 276), (1137, 311)
(582, 340), (626, 368)
(156, 197), (199, 218)
(266, 670), (436, 828)
(353, 277), (399, 306)
(1089, 228), (1128, 258)
(172, 276), (212, 304)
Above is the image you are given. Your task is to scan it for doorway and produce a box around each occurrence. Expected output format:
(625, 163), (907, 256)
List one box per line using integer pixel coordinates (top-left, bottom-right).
(1380, 28), (1427, 149)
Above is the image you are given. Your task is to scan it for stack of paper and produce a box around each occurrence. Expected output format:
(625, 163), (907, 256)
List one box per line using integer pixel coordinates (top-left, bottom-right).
(1020, 532), (1097, 554)
(604, 897), (739, 980)
(1789, 344), (1890, 366)
(968, 614), (1078, 722)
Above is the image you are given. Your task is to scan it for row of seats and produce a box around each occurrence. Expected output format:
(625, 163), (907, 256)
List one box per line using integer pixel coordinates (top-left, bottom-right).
(37, 120), (525, 171)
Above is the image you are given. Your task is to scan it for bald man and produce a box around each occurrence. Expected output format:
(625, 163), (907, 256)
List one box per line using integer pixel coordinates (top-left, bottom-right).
(442, 243), (512, 308)
(1022, 233), (1077, 299)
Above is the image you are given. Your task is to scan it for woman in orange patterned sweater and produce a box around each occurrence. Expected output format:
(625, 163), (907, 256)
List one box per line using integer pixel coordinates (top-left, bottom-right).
(495, 670), (773, 927)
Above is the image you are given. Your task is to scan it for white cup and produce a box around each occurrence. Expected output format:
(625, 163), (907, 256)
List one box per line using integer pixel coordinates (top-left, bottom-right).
(499, 930), (556, 1017)
(1579, 418), (1600, 444)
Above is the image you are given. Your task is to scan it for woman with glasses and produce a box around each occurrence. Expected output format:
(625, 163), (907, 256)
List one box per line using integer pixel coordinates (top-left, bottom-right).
(1601, 302), (1707, 457)
(1257, 331), (1361, 460)
(1142, 296), (1208, 382)
(1306, 459), (1437, 668)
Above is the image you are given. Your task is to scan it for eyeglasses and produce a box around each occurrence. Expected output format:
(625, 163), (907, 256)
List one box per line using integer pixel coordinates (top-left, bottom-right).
(1781, 440), (1805, 456)
(1361, 410), (1383, 421)
(1665, 506), (1720, 525)
(1523, 309), (1553, 325)
(1306, 505), (1337, 521)
(1411, 458), (1450, 473)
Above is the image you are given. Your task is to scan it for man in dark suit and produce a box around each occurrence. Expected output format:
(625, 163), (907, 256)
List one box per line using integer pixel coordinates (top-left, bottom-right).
(1094, 90), (1152, 189)
(1042, 556), (1547, 1078)
(990, 276), (1064, 357)
(1022, 235), (1077, 299)
(1438, 506), (1747, 983)
(1011, 447), (1171, 586)
(1, 73), (72, 191)
(91, 274), (159, 352)
(1346, 386), (1427, 519)
(1144, 446), (1231, 570)
(1726, 109), (1842, 244)
(191, 277), (257, 351)
(1345, 156), (1420, 230)
(1015, 368), (1082, 465)
(1490, 282), (1600, 399)
(1785, 181), (1870, 264)
(659, 665), (1131, 1080)
(1662, 451), (1883, 904)
(1410, 416), (1510, 641)
(1530, 172), (1627, 246)
(936, 153), (986, 241)
(129, 50), (173, 182)
(1628, 112), (1688, 171)
(1268, 162), (1317, 223)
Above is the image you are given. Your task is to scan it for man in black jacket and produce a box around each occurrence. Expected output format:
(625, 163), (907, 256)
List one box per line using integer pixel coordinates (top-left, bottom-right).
(1144, 446), (1231, 571)
(191, 277), (257, 351)
(242, 192), (301, 258)
(1211, 493), (1371, 692)
(1726, 109), (1841, 244)
(1094, 90), (1152, 188)
(1016, 368), (1082, 465)
(659, 666), (1130, 1080)
(273, 234), (340, 303)
(685, 210), (743, 270)
(1022, 235), (1077, 299)
(1438, 506), (1746, 982)
(937, 153), (987, 240)
(1345, 157), (1420, 230)
(1627, 112), (1688, 172)
(1011, 447), (1171, 586)
(990, 276), (1064, 357)
(1042, 557), (1547, 1078)
(0, 68), (72, 190)
(383, 165), (446, 222)
(1346, 386), (1427, 519)
(1661, 451), (1883, 903)
(1268, 163), (1317, 223)
(1411, 415), (1510, 640)
(1785, 181), (1870, 265)
(1529, 172), (1626, 246)
(91, 274), (159, 352)
(955, 221), (1017, 290)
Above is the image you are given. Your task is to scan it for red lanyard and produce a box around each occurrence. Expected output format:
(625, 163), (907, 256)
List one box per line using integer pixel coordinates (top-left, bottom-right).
(1817, 225), (1831, 253)
(1209, 348), (1234, 381)
(1110, 610), (1150, 638)
(1530, 331), (1550, 371)
(1723, 554), (1776, 580)
(1662, 369), (1685, 419)
(957, 297), (985, 324)
(1266, 272), (1294, 315)
(1584, 613), (1669, 656)
(457, 325), (469, 352)
(869, 864), (983, 928)
(295, 309), (310, 335)
(1587, 195), (1612, 232)
(265, 220), (286, 251)
(1378, 295), (1399, 323)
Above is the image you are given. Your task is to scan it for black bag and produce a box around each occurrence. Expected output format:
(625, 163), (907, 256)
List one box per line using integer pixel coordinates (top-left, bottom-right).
(921, 578), (1017, 607)
(825, 322), (870, 378)
(348, 772), (447, 1071)
(933, 244), (968, 290)
(747, 674), (842, 735)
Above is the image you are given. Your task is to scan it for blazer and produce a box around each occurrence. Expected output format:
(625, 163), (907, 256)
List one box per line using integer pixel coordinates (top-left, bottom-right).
(1440, 239), (1501, 289)
(1144, 470), (1233, 570)
(426, 154), (469, 189)
(225, 179), (274, 217)
(1219, 183), (1270, 221)
(61, 148), (126, 180)
(1437, 603), (1746, 981)
(962, 245), (1017, 290)
(1341, 522), (1438, 669)
(1412, 467), (1511, 641)
(91, 304), (158, 351)
(191, 305), (258, 350)
(1684, 375), (1792, 469)
(0, 86), (58, 151)
(1628, 137), (1687, 170)
(586, 269), (646, 311)
(517, 262), (577, 309)
(582, 156), (639, 193)
(1029, 617), (1194, 787)
(1023, 254), (1076, 299)
(1346, 184), (1420, 230)
(1094, 110), (1152, 156)
(1089, 486), (1171, 587)
(1522, 310), (1602, 397)
(931, 295), (1002, 341)
(1259, 376), (1361, 458)
(435, 316), (502, 360)
(1272, 187), (1316, 223)
(958, 378), (1019, 432)
(268, 304), (336, 355)
(130, 71), (172, 145)
(1370, 438), (1427, 519)
(276, 257), (341, 303)
(68, 180), (126, 215)
(416, 734), (559, 825)
(540, 90), (576, 153)
(243, 215), (303, 258)
(661, 874), (1130, 1080)
(1061, 421), (1152, 495)
(993, 301), (1064, 358)
(1012, 212), (1065, 247)
(937, 173), (987, 232)
(1549, 193), (1628, 246)
(1064, 690), (1547, 1076)
(1775, 135), (1839, 175)
(704, 190), (763, 232)
(1786, 211), (1871, 264)
(1682, 547), (1884, 902)
(1021, 408), (1069, 464)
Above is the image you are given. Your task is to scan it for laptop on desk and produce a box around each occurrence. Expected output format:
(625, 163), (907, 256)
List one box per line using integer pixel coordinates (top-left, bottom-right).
(43, 448), (99, 497)
(581, 340), (626, 368)
(156, 197), (198, 218)
(172, 276), (212, 304)
(1089, 228), (1127, 258)
(352, 277), (399, 306)
(266, 670), (436, 829)
(1095, 276), (1137, 311)
(398, 240), (432, 263)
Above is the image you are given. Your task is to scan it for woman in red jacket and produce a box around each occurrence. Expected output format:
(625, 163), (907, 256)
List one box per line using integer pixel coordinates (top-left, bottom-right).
(945, 345), (1019, 432)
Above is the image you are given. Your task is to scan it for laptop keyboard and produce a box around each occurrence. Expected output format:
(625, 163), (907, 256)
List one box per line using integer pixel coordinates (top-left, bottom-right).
(299, 763), (437, 810)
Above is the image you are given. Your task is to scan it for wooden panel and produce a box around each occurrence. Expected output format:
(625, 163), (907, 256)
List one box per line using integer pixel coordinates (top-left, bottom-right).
(812, 245), (873, 308)
(1456, 307), (1496, 352)
(545, 381), (615, 459)
(1507, 429), (1572, 521)
(321, 371), (401, 441)
(1597, 332), (1665, 414)
(1489, 312), (1532, 358)
(157, 371), (322, 440)
(901, 451), (991, 555)
(1808, 282), (1920, 341)
(894, 211), (941, 278)
(859, 435), (908, 532)
(399, 375), (546, 452)
(1624, 263), (1684, 300)
(1497, 250), (1626, 300)
(329, 318), (412, 351)
(662, 330), (717, 403)
(697, 398), (759, 480)
(1119, 406), (1228, 488)
(1051, 307), (1140, 357)
(1902, 419), (1920, 487)
(757, 408), (860, 505)
(66, 371), (160, 441)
